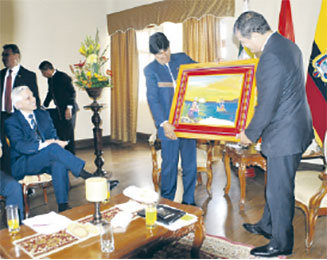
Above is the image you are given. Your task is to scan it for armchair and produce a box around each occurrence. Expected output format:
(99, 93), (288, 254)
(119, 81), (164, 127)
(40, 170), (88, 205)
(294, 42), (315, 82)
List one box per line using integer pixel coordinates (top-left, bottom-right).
(294, 134), (327, 249)
(149, 134), (214, 198)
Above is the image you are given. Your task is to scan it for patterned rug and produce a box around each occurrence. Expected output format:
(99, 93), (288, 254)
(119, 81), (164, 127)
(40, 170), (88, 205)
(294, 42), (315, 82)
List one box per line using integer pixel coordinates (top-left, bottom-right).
(149, 233), (278, 259)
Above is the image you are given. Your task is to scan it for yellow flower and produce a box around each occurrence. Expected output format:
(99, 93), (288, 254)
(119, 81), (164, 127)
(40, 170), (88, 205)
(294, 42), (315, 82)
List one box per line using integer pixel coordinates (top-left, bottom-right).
(86, 54), (98, 64)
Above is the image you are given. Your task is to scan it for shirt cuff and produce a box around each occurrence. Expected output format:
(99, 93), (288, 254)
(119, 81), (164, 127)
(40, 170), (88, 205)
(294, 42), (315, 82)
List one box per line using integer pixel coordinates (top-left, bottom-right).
(160, 120), (168, 127)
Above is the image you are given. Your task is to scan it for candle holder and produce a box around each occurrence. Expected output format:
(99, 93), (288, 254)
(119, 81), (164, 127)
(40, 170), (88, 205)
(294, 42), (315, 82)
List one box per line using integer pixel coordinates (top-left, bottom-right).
(85, 177), (107, 224)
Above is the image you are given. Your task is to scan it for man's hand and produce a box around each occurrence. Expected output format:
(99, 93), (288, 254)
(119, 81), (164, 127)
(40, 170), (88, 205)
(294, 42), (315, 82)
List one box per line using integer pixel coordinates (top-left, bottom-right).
(0, 146), (2, 158)
(65, 108), (72, 120)
(55, 140), (69, 148)
(163, 122), (177, 140)
(239, 131), (252, 146)
(43, 139), (68, 148)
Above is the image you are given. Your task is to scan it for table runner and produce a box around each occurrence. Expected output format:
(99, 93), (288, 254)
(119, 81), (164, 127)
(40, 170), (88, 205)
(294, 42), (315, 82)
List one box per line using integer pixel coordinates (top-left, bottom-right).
(13, 207), (121, 259)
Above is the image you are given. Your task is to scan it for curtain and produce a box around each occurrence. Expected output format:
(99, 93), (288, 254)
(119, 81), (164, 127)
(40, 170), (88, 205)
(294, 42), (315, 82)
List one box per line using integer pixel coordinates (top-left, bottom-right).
(107, 0), (234, 36)
(110, 30), (139, 143)
(183, 15), (222, 63)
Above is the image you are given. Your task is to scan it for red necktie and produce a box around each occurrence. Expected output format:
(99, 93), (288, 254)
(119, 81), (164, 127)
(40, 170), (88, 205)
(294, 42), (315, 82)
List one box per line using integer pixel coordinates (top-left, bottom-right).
(5, 69), (13, 113)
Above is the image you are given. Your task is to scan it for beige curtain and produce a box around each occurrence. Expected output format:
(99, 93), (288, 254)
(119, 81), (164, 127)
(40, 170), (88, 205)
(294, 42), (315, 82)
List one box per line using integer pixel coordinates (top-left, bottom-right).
(110, 30), (138, 143)
(107, 0), (234, 36)
(183, 15), (222, 63)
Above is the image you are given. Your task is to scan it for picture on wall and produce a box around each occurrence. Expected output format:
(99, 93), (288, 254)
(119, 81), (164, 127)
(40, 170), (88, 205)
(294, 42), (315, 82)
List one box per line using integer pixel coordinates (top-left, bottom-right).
(169, 59), (259, 142)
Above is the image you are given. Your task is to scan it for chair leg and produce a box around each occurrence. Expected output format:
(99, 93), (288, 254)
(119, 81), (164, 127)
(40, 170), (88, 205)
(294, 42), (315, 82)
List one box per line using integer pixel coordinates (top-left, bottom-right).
(206, 169), (213, 198)
(42, 185), (48, 204)
(306, 209), (318, 249)
(197, 172), (203, 185)
(22, 184), (30, 218)
(152, 169), (160, 192)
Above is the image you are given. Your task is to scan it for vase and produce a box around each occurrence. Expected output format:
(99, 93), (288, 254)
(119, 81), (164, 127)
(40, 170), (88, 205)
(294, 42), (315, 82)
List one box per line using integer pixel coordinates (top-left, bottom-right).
(85, 87), (103, 100)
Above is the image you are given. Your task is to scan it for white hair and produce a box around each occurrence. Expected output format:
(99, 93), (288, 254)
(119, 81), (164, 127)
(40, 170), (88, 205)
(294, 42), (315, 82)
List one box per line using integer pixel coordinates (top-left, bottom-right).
(11, 85), (30, 108)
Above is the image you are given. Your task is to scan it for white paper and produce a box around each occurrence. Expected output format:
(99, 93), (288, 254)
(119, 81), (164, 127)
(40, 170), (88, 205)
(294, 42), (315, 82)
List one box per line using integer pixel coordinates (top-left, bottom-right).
(23, 211), (73, 234)
(123, 185), (159, 204)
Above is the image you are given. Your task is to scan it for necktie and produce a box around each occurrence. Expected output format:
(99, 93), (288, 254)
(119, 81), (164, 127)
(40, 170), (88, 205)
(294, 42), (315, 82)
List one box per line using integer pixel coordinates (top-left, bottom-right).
(28, 114), (41, 141)
(5, 69), (12, 113)
(165, 64), (176, 88)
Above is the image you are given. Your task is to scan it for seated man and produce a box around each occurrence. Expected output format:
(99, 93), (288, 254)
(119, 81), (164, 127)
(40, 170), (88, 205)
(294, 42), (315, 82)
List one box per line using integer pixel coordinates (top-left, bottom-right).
(0, 140), (24, 221)
(5, 85), (98, 212)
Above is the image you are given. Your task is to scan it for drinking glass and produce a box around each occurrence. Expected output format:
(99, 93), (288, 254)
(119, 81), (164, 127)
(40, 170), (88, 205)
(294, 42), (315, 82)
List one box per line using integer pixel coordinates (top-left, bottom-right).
(145, 203), (157, 229)
(100, 221), (114, 253)
(6, 205), (20, 234)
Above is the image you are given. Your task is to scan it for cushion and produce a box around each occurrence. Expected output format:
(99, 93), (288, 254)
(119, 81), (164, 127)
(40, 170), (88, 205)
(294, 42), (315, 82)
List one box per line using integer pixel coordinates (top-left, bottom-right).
(19, 174), (52, 186)
(295, 171), (327, 208)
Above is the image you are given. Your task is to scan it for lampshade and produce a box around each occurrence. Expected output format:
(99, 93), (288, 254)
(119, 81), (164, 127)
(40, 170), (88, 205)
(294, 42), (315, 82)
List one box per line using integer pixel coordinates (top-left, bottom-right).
(85, 177), (107, 202)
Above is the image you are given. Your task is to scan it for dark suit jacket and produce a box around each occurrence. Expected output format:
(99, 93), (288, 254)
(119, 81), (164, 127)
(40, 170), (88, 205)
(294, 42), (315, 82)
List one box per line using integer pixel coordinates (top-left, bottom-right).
(43, 70), (78, 120)
(245, 32), (314, 157)
(4, 109), (58, 180)
(0, 65), (40, 107)
(144, 53), (195, 140)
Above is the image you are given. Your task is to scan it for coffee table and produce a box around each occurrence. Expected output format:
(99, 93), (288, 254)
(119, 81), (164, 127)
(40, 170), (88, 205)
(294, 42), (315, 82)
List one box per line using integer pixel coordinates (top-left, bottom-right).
(0, 193), (205, 258)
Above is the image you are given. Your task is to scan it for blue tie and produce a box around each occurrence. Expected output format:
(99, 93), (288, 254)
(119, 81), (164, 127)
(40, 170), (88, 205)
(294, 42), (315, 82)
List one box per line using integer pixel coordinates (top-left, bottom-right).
(28, 114), (41, 141)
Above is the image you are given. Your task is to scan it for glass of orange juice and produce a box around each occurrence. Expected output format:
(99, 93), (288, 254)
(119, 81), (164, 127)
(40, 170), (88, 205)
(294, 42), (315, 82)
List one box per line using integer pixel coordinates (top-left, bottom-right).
(145, 203), (157, 229)
(6, 205), (20, 234)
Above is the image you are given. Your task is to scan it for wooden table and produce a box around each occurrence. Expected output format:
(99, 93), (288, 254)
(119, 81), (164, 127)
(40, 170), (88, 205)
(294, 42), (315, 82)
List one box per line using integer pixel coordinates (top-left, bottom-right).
(223, 145), (266, 210)
(0, 194), (205, 259)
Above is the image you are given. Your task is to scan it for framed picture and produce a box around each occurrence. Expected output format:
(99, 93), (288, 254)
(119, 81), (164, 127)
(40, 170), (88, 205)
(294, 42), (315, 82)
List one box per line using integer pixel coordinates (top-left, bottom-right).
(169, 59), (259, 141)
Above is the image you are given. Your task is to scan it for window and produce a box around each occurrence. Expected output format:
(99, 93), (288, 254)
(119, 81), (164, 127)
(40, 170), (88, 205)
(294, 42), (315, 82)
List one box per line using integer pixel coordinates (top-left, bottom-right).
(136, 22), (182, 134)
(137, 22), (183, 101)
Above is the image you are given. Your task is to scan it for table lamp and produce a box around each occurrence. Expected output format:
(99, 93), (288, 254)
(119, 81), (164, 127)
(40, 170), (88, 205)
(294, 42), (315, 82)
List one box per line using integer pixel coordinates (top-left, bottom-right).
(85, 177), (107, 224)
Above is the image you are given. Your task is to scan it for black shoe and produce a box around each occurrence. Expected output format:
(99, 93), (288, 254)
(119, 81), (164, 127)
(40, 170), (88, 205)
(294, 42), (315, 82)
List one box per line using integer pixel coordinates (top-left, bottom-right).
(58, 203), (72, 212)
(250, 243), (292, 257)
(243, 223), (272, 239)
(27, 188), (36, 198)
(79, 169), (94, 179)
(108, 180), (119, 190)
(181, 201), (196, 206)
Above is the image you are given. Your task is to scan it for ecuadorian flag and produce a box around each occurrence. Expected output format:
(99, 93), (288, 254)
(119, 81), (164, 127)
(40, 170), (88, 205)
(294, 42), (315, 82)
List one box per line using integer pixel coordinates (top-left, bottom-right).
(305, 0), (327, 147)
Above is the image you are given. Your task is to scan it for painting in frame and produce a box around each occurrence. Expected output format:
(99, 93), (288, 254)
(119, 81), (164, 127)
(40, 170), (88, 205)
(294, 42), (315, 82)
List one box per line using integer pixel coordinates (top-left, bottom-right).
(169, 59), (259, 142)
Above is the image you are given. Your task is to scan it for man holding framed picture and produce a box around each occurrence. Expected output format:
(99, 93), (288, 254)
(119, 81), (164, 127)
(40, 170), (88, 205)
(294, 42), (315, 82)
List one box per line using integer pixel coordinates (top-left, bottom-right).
(234, 11), (314, 257)
(144, 32), (197, 206)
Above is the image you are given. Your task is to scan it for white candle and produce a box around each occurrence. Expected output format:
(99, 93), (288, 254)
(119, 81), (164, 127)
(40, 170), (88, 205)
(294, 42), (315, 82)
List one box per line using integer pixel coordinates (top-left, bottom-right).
(85, 177), (107, 202)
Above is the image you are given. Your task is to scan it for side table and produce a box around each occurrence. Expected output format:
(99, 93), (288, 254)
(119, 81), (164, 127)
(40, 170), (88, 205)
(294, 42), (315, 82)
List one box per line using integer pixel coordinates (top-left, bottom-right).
(223, 144), (267, 210)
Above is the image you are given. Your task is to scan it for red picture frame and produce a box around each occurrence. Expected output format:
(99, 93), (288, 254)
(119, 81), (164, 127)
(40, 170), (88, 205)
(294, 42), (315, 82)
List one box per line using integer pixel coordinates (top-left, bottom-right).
(169, 59), (259, 141)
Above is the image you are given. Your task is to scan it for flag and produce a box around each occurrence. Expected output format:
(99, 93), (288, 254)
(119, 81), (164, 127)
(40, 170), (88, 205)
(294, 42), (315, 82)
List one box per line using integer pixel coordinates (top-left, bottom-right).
(278, 0), (295, 42)
(238, 0), (255, 59)
(305, 0), (327, 147)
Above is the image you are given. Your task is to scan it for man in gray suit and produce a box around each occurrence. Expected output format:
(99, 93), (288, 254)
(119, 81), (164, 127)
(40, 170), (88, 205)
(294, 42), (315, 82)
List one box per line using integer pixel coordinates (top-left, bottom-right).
(234, 11), (313, 257)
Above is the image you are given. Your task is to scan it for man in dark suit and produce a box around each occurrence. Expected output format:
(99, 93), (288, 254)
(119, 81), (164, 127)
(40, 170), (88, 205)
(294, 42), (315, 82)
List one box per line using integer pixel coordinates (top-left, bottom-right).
(234, 11), (314, 257)
(4, 85), (94, 212)
(39, 60), (78, 154)
(144, 32), (197, 205)
(1, 44), (41, 173)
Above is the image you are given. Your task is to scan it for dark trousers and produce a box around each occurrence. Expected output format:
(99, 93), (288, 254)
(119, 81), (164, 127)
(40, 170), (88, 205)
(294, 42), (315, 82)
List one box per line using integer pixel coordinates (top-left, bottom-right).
(12, 144), (84, 204)
(47, 109), (76, 154)
(257, 153), (302, 251)
(160, 138), (197, 204)
(0, 171), (24, 221)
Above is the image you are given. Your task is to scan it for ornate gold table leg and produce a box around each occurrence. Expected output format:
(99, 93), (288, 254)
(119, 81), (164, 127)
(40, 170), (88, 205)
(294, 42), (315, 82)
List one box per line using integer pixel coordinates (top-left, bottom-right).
(191, 215), (205, 258)
(224, 153), (231, 195)
(238, 163), (247, 210)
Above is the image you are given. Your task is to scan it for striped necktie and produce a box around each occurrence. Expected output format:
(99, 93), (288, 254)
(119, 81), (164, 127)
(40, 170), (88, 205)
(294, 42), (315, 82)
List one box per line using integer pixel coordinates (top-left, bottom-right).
(28, 114), (42, 141)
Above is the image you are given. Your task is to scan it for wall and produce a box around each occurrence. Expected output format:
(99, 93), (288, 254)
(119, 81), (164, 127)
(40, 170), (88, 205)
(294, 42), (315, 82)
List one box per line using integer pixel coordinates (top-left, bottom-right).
(0, 0), (322, 139)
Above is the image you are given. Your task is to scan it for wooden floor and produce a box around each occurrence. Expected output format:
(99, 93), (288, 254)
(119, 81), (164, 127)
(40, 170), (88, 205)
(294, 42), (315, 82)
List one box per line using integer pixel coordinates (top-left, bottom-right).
(3, 141), (326, 259)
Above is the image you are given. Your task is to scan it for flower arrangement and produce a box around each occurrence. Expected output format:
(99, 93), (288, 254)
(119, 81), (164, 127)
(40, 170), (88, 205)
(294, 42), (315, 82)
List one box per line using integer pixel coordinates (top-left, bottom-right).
(70, 30), (112, 89)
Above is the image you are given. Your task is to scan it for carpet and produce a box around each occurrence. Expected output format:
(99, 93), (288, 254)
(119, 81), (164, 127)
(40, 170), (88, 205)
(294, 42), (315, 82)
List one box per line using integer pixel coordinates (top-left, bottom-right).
(149, 233), (280, 259)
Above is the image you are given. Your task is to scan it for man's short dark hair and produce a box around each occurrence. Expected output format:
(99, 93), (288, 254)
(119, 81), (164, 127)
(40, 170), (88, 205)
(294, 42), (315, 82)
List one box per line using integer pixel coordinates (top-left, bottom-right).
(39, 60), (54, 71)
(233, 11), (271, 38)
(3, 44), (20, 54)
(149, 32), (170, 54)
